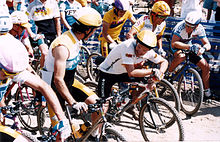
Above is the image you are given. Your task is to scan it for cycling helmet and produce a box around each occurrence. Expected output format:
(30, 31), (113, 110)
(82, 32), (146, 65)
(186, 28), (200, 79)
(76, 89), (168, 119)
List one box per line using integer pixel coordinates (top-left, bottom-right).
(185, 11), (201, 26)
(113, 0), (129, 11)
(137, 30), (157, 49)
(73, 7), (102, 27)
(11, 11), (32, 28)
(0, 10), (13, 34)
(152, 1), (170, 16)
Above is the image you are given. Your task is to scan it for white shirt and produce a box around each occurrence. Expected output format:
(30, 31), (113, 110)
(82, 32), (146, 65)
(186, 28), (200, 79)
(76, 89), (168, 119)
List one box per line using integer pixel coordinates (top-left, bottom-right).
(99, 39), (163, 74)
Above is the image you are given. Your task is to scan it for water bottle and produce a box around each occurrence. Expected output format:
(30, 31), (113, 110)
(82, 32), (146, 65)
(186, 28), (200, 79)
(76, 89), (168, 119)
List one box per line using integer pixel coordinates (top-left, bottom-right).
(71, 120), (82, 138)
(78, 122), (91, 135)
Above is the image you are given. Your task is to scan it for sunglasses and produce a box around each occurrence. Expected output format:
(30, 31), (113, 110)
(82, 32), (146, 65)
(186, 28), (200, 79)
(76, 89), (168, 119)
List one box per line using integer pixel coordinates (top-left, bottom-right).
(185, 22), (196, 28)
(1, 68), (19, 77)
(156, 15), (168, 19)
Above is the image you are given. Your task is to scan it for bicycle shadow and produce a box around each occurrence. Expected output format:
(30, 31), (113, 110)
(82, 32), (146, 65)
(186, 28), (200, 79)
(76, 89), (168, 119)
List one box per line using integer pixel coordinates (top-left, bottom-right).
(182, 100), (220, 120)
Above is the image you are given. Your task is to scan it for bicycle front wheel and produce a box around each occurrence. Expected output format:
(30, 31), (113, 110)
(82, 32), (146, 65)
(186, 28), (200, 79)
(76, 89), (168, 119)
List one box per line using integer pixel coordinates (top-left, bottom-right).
(100, 128), (127, 142)
(139, 97), (184, 141)
(177, 68), (204, 116)
(37, 106), (51, 136)
(15, 85), (39, 131)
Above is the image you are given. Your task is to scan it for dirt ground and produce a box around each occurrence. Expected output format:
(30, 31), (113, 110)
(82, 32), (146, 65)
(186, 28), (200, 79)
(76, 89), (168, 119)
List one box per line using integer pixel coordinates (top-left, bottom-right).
(112, 100), (220, 141)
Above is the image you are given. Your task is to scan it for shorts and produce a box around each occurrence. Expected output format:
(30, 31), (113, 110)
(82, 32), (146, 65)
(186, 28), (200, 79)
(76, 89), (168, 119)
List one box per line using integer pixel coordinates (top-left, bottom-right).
(203, 0), (217, 10)
(188, 51), (203, 65)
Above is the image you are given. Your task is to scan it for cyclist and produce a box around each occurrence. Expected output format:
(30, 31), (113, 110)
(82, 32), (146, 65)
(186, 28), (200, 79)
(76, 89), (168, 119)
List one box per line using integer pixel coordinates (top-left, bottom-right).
(98, 0), (136, 57)
(59, 0), (82, 33)
(41, 7), (102, 140)
(97, 30), (168, 118)
(10, 11), (48, 67)
(168, 11), (219, 101)
(0, 10), (71, 141)
(126, 1), (170, 57)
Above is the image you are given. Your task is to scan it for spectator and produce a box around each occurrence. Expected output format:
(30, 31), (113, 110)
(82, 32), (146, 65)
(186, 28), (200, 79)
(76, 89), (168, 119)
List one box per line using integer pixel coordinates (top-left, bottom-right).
(203, 0), (217, 21)
(214, 0), (220, 21)
(180, 0), (203, 19)
(59, 0), (82, 33)
(26, 0), (61, 46)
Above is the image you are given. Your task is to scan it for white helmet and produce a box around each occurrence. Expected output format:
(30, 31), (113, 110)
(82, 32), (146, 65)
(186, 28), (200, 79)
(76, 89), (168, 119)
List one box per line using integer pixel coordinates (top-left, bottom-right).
(185, 11), (201, 26)
(114, 0), (130, 11)
(0, 10), (13, 34)
(0, 35), (29, 73)
(11, 11), (32, 28)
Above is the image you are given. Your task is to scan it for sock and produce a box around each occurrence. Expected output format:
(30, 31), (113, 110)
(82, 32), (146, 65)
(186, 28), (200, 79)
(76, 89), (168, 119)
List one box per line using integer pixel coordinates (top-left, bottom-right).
(204, 88), (211, 97)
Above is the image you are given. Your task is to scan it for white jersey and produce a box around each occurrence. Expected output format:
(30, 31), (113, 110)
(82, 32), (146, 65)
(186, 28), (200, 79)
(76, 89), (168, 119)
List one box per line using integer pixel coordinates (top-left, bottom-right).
(132, 15), (166, 36)
(172, 20), (206, 44)
(26, 0), (60, 21)
(99, 39), (164, 74)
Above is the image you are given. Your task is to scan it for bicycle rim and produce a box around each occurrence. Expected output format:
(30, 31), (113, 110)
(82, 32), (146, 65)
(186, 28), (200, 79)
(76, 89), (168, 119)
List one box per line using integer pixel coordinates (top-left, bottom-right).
(86, 52), (102, 82)
(139, 97), (184, 141)
(37, 106), (51, 136)
(177, 68), (204, 116)
(15, 85), (39, 131)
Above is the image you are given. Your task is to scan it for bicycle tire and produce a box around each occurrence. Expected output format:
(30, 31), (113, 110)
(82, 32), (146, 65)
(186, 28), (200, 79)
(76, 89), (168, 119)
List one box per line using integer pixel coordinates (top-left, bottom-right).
(37, 106), (51, 136)
(15, 85), (39, 131)
(86, 52), (102, 82)
(100, 128), (127, 142)
(139, 97), (184, 141)
(76, 45), (91, 80)
(75, 74), (85, 84)
(177, 68), (204, 116)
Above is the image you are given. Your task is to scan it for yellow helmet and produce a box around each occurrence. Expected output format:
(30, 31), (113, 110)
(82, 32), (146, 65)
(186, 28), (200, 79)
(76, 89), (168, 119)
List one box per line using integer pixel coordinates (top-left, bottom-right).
(137, 30), (157, 49)
(73, 7), (102, 27)
(152, 1), (170, 16)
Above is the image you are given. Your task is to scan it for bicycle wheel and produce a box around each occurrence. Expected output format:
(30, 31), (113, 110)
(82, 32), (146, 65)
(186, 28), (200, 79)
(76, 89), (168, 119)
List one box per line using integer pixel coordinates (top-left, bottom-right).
(139, 97), (184, 141)
(100, 128), (126, 142)
(15, 85), (39, 131)
(37, 106), (51, 136)
(155, 79), (180, 112)
(75, 74), (85, 84)
(86, 52), (102, 82)
(177, 68), (204, 116)
(76, 45), (91, 80)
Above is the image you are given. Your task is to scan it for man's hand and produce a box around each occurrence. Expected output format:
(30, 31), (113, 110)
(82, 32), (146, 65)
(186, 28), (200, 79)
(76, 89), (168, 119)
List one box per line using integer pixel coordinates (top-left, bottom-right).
(72, 102), (88, 115)
(189, 44), (201, 54)
(197, 47), (206, 56)
(158, 48), (166, 57)
(152, 69), (164, 81)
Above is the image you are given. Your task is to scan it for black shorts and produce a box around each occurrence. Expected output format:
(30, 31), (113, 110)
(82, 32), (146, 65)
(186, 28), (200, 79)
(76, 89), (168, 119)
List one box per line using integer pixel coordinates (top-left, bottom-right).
(188, 51), (202, 65)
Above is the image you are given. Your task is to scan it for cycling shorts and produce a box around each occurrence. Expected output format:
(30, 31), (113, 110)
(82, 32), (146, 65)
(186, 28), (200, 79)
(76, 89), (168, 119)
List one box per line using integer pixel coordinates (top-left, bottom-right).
(51, 69), (95, 109)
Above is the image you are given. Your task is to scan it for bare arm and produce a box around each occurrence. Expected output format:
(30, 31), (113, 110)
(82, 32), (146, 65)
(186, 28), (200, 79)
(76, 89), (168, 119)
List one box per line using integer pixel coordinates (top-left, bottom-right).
(126, 27), (137, 39)
(171, 34), (191, 50)
(157, 35), (163, 49)
(200, 37), (211, 51)
(124, 64), (153, 77)
(54, 17), (61, 36)
(60, 12), (71, 31)
(102, 21), (115, 43)
(129, 16), (136, 25)
(53, 46), (76, 106)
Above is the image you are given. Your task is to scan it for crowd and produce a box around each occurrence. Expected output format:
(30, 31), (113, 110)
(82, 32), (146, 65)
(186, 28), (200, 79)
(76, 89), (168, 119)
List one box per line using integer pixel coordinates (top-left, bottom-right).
(0, 0), (219, 141)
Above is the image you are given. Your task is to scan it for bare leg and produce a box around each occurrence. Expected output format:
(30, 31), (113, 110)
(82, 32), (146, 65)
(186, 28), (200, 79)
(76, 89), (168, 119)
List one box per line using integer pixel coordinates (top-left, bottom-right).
(168, 50), (186, 72)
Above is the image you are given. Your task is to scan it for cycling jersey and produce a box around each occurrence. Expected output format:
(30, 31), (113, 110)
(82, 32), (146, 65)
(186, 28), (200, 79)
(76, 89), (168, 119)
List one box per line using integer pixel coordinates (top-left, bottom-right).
(59, 0), (82, 33)
(43, 30), (81, 72)
(132, 15), (166, 36)
(99, 39), (163, 74)
(172, 21), (206, 44)
(26, 0), (60, 38)
(98, 8), (133, 41)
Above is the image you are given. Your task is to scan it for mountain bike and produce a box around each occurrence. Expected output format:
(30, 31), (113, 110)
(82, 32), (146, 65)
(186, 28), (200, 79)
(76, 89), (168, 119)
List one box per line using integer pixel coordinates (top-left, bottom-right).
(165, 50), (204, 116)
(102, 76), (184, 141)
(3, 82), (40, 131)
(37, 98), (126, 141)
(0, 101), (39, 142)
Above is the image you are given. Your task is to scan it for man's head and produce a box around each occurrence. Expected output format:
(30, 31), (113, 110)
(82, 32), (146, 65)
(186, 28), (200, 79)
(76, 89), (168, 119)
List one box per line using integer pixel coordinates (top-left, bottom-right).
(113, 0), (129, 17)
(0, 10), (13, 34)
(151, 1), (170, 25)
(71, 7), (102, 40)
(10, 11), (32, 35)
(135, 30), (157, 57)
(185, 11), (201, 33)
